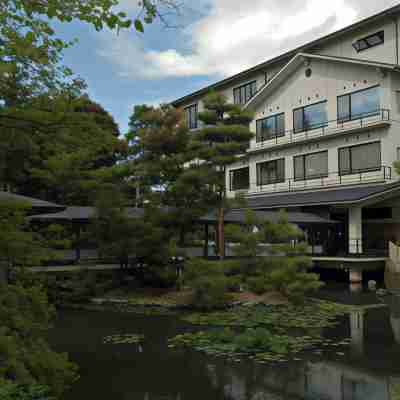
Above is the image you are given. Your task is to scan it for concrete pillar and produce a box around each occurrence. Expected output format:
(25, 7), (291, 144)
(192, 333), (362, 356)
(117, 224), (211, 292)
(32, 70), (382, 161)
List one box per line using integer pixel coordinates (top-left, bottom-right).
(350, 310), (365, 356)
(348, 207), (362, 254)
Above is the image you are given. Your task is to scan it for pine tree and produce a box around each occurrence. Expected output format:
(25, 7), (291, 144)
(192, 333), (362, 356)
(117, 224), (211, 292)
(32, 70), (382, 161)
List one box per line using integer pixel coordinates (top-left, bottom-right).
(196, 92), (254, 258)
(225, 210), (323, 302)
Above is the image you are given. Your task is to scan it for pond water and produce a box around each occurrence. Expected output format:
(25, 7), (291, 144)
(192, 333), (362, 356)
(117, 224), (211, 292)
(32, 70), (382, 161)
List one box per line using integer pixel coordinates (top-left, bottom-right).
(50, 296), (400, 400)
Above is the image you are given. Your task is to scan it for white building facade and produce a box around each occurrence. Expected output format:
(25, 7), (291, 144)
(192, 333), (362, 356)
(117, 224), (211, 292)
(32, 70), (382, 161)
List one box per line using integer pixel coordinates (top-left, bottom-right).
(173, 4), (400, 259)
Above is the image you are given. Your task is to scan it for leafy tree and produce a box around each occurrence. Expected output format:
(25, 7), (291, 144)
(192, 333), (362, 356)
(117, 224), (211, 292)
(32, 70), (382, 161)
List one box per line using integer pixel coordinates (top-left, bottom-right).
(0, 201), (49, 281)
(0, 282), (78, 396)
(225, 210), (323, 302)
(196, 92), (254, 258)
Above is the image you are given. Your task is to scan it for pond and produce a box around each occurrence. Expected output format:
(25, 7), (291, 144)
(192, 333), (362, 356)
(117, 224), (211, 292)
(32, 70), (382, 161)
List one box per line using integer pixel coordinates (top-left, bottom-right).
(50, 296), (400, 400)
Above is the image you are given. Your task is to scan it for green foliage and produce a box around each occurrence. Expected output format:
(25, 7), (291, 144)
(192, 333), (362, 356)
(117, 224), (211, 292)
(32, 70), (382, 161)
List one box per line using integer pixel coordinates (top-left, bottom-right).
(225, 210), (323, 301)
(195, 92), (254, 257)
(0, 282), (78, 396)
(0, 381), (53, 400)
(184, 259), (232, 309)
(126, 104), (215, 245)
(0, 201), (49, 274)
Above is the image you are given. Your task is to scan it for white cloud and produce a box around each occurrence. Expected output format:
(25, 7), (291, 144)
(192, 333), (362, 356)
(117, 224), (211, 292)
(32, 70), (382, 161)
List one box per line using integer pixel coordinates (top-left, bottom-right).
(97, 0), (399, 80)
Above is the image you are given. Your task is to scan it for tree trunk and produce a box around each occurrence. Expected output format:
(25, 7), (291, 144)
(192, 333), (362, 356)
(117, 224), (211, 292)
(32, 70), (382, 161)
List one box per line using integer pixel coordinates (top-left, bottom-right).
(218, 206), (225, 259)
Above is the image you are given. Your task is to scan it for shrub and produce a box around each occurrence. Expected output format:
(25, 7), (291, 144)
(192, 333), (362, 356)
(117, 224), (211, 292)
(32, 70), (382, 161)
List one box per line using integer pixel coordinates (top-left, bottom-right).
(184, 259), (232, 310)
(0, 381), (53, 400)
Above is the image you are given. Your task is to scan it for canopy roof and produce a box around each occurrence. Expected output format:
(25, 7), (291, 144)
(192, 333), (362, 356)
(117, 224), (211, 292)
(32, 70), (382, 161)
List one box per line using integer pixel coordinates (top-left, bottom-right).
(0, 191), (64, 210)
(246, 182), (400, 210)
(30, 206), (337, 225)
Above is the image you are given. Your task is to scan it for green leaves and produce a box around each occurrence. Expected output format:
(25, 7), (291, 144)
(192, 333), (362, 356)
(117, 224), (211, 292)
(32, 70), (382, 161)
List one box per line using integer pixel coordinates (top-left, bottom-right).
(134, 19), (145, 33)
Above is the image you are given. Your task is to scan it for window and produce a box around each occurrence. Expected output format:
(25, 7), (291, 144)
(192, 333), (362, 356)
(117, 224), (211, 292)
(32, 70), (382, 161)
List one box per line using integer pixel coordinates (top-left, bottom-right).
(233, 81), (257, 105)
(185, 103), (198, 130)
(337, 86), (380, 122)
(257, 159), (285, 186)
(293, 101), (327, 133)
(352, 31), (384, 52)
(294, 151), (328, 181)
(256, 113), (285, 142)
(229, 167), (249, 191)
(339, 142), (381, 175)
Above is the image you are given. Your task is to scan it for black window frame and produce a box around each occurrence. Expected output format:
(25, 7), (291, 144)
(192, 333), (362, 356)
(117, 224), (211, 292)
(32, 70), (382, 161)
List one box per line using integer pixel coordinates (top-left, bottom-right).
(293, 150), (328, 182)
(352, 31), (384, 52)
(256, 158), (285, 186)
(184, 103), (198, 130)
(293, 100), (328, 134)
(256, 113), (285, 143)
(337, 85), (380, 123)
(338, 141), (381, 176)
(233, 80), (257, 105)
(229, 167), (250, 191)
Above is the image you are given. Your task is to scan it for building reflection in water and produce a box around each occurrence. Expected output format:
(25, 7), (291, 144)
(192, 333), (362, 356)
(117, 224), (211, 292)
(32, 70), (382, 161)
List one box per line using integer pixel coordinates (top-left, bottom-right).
(204, 298), (400, 400)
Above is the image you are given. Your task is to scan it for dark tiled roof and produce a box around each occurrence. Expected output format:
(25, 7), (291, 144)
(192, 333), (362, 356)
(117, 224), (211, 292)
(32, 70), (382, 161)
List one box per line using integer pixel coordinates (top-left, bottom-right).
(0, 191), (64, 209)
(29, 206), (144, 221)
(246, 182), (400, 209)
(200, 210), (336, 224)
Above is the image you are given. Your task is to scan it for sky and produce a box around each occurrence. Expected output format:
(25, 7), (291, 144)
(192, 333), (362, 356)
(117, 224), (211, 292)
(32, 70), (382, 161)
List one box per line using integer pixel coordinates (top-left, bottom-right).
(55, 0), (400, 133)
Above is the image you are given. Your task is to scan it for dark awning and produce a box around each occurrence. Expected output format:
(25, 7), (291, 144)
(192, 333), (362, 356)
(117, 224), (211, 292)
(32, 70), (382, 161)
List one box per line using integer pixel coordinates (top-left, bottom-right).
(246, 182), (400, 210)
(0, 191), (64, 210)
(199, 210), (337, 224)
(28, 206), (145, 222)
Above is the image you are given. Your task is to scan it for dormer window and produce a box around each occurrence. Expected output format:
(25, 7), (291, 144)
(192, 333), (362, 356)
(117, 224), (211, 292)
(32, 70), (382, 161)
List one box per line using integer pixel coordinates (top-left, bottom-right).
(352, 31), (384, 52)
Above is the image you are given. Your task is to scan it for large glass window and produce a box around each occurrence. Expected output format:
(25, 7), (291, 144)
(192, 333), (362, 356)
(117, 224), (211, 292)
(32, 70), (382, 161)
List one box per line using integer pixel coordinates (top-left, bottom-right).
(185, 103), (198, 130)
(293, 101), (327, 133)
(256, 159), (285, 186)
(229, 167), (249, 191)
(233, 81), (257, 105)
(352, 31), (384, 52)
(337, 86), (380, 122)
(339, 142), (381, 175)
(294, 151), (328, 181)
(256, 113), (285, 142)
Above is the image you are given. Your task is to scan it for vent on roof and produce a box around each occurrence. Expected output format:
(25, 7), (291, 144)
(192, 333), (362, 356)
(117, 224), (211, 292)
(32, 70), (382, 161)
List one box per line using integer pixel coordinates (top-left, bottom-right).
(352, 31), (384, 52)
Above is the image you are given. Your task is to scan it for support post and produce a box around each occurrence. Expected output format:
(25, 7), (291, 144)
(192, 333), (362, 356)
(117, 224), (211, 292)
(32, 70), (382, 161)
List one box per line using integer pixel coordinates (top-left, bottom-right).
(203, 223), (209, 258)
(350, 310), (365, 356)
(348, 207), (362, 254)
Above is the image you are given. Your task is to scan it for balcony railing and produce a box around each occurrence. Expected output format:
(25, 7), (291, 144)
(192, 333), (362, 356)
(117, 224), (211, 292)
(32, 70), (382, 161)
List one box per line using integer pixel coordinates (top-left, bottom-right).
(248, 165), (392, 195)
(250, 109), (391, 152)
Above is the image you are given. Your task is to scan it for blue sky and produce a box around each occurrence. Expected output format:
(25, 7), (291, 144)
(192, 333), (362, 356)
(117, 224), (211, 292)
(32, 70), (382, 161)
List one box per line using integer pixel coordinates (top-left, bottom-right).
(54, 0), (399, 134)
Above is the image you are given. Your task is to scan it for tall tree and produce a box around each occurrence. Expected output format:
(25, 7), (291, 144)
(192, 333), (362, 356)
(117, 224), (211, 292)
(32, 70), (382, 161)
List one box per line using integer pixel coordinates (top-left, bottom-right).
(196, 92), (254, 258)
(127, 104), (214, 243)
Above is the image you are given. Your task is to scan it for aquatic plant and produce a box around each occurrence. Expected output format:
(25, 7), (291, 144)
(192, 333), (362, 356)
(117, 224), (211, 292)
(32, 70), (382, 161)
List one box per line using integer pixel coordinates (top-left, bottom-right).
(103, 334), (144, 345)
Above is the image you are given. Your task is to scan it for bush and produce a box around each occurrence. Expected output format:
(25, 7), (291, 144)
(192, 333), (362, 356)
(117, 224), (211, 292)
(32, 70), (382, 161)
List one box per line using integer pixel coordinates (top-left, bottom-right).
(184, 259), (232, 310)
(0, 381), (53, 400)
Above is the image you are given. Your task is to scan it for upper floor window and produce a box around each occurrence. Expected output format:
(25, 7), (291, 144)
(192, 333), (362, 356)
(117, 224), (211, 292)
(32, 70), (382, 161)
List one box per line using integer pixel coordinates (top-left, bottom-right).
(185, 103), (198, 130)
(352, 31), (384, 52)
(233, 81), (257, 105)
(338, 141), (381, 176)
(229, 167), (249, 191)
(337, 86), (380, 123)
(256, 113), (285, 142)
(294, 151), (328, 181)
(293, 101), (328, 134)
(256, 158), (285, 186)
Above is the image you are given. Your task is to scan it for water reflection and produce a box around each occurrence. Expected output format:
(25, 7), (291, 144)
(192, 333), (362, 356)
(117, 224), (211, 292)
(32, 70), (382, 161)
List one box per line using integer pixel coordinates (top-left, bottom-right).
(51, 298), (400, 400)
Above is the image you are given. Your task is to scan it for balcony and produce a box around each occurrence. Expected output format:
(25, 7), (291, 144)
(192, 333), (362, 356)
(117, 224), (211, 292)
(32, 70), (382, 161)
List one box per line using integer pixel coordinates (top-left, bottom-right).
(249, 109), (391, 153)
(247, 165), (393, 195)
